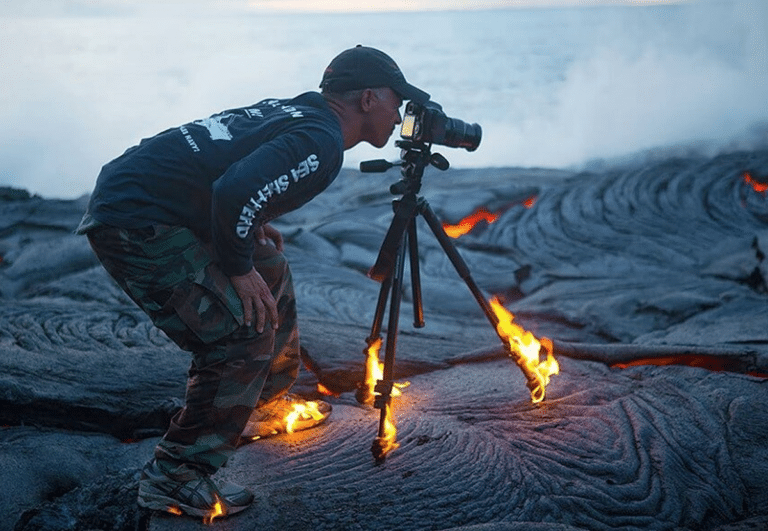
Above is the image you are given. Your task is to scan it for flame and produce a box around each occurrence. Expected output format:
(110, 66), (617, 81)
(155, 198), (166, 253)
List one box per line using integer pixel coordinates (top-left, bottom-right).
(443, 207), (500, 238)
(362, 338), (407, 402)
(489, 297), (559, 403)
(202, 495), (226, 525)
(284, 400), (326, 434)
(744, 172), (767, 194)
(316, 382), (335, 396)
(362, 338), (384, 402)
(164, 490), (228, 523)
(362, 338), (409, 460)
(373, 403), (400, 459)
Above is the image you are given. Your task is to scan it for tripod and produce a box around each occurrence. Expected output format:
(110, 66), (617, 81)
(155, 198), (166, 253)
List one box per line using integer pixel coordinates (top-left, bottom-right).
(357, 140), (503, 461)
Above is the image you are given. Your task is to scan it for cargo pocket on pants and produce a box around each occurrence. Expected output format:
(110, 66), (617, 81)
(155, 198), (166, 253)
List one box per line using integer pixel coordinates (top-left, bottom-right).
(167, 263), (246, 345)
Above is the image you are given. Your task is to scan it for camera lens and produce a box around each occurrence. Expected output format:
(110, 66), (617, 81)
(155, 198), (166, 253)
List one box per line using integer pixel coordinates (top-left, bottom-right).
(443, 118), (482, 152)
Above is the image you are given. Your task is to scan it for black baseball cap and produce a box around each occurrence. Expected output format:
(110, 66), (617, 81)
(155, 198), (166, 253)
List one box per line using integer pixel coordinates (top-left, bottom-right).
(320, 45), (430, 104)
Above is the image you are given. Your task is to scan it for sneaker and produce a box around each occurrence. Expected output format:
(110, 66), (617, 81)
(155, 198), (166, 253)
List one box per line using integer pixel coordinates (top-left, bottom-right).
(137, 460), (253, 520)
(242, 393), (332, 439)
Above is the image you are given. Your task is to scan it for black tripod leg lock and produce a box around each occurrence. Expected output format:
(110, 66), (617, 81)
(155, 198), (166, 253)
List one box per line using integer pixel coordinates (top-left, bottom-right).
(373, 380), (394, 409)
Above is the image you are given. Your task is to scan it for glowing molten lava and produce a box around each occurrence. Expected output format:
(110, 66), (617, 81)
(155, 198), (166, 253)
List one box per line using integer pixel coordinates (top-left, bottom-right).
(612, 355), (768, 378)
(443, 197), (537, 239)
(523, 196), (537, 208)
(744, 172), (767, 194)
(443, 207), (500, 238)
(489, 297), (559, 403)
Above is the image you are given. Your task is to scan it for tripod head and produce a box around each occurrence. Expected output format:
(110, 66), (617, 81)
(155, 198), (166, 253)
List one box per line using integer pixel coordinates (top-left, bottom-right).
(360, 98), (480, 197)
(360, 140), (450, 196)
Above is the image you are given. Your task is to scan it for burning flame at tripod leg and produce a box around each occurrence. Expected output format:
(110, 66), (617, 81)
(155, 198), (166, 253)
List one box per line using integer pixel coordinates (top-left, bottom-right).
(363, 338), (408, 459)
(362, 338), (384, 403)
(489, 297), (559, 403)
(372, 402), (400, 461)
(362, 338), (407, 402)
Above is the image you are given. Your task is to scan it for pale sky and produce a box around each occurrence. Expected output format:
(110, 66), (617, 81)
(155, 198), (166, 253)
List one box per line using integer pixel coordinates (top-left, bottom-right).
(246, 0), (686, 13)
(1, 0), (690, 17)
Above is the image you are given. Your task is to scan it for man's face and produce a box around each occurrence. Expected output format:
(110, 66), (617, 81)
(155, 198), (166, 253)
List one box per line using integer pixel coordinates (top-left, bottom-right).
(363, 88), (403, 148)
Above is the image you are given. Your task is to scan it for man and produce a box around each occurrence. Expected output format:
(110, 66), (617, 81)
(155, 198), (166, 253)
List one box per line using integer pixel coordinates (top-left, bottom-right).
(77, 45), (429, 519)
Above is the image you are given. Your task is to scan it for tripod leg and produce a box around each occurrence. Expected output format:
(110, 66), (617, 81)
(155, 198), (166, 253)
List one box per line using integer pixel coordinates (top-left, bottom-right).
(369, 274), (392, 341)
(379, 231), (406, 403)
(355, 274), (392, 405)
(369, 194), (419, 282)
(418, 199), (500, 330)
(371, 229), (408, 461)
(359, 195), (419, 407)
(408, 218), (425, 328)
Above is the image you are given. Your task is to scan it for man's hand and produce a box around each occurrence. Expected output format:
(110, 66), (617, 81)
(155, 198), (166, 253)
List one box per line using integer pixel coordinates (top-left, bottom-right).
(230, 268), (278, 333)
(256, 223), (284, 251)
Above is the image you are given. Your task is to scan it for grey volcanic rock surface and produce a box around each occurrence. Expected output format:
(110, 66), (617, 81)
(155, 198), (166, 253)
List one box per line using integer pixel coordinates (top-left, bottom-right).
(2, 149), (768, 531)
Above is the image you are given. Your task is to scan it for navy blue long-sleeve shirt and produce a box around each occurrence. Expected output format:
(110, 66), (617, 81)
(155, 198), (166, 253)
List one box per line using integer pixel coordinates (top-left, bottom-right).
(84, 92), (344, 276)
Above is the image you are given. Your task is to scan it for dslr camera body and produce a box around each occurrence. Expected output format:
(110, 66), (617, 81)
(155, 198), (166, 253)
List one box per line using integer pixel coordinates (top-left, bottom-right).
(400, 101), (481, 152)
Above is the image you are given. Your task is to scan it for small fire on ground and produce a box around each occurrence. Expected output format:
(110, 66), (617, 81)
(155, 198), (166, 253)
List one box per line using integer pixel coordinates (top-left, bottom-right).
(202, 496), (225, 525)
(284, 401), (327, 434)
(317, 382), (335, 396)
(166, 494), (225, 525)
(249, 401), (328, 441)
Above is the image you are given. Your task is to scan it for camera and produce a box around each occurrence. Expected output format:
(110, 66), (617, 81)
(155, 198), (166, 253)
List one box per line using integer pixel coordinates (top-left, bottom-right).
(400, 101), (481, 152)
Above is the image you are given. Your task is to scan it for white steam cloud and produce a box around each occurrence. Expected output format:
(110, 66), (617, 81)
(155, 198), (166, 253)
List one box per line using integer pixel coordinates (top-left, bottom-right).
(469, 0), (768, 170)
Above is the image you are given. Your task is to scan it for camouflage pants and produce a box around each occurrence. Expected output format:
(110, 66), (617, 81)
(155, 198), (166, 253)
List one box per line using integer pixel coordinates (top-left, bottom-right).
(86, 224), (299, 478)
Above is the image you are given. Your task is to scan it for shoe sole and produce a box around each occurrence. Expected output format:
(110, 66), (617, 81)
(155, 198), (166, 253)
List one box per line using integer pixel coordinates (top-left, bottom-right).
(242, 403), (332, 439)
(138, 487), (251, 518)
(286, 407), (331, 433)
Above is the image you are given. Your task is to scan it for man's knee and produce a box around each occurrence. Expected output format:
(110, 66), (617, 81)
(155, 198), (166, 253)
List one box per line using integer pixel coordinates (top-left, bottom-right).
(191, 330), (275, 373)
